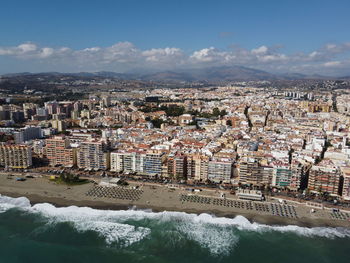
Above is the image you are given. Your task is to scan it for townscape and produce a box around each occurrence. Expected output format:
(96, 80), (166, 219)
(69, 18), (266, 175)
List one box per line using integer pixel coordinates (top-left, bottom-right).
(1, 76), (350, 221)
(2, 1), (350, 262)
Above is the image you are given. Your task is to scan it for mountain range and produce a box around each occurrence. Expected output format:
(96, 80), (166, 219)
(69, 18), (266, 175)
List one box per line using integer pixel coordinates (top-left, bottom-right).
(2, 66), (349, 82)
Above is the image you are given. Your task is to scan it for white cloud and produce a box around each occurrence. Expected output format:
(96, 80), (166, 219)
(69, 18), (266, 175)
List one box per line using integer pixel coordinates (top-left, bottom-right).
(18, 43), (37, 53)
(257, 54), (287, 62)
(309, 51), (319, 58)
(142, 47), (184, 63)
(0, 41), (350, 75)
(39, 47), (54, 58)
(251, 45), (268, 55)
(323, 61), (341, 67)
(82, 47), (101, 52)
(190, 47), (224, 62)
(0, 43), (38, 56)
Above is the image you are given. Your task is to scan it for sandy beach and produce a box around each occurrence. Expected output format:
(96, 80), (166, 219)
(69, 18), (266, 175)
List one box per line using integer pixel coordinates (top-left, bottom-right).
(0, 173), (349, 228)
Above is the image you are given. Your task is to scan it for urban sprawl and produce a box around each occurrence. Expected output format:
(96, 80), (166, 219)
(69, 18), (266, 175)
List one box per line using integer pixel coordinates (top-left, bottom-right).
(1, 83), (350, 208)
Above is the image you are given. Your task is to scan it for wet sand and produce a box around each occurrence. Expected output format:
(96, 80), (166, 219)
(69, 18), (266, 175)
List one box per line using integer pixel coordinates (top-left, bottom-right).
(0, 174), (349, 228)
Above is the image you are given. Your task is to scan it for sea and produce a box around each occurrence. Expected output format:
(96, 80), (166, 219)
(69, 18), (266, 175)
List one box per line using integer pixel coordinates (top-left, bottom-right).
(0, 195), (349, 263)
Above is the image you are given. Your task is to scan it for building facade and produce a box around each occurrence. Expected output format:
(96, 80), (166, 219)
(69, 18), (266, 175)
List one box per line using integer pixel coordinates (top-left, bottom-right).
(0, 144), (32, 169)
(45, 136), (75, 167)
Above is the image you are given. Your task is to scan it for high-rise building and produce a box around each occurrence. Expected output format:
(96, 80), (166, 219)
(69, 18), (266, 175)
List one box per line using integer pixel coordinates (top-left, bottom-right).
(167, 153), (187, 179)
(272, 165), (292, 188)
(51, 119), (66, 132)
(308, 163), (341, 196)
(45, 136), (75, 167)
(44, 101), (58, 115)
(290, 160), (311, 190)
(238, 157), (272, 186)
(77, 140), (109, 170)
(23, 103), (37, 119)
(208, 159), (234, 183)
(101, 96), (111, 108)
(341, 167), (350, 201)
(14, 126), (42, 144)
(187, 154), (209, 181)
(0, 144), (32, 169)
(110, 150), (146, 174)
(144, 151), (166, 176)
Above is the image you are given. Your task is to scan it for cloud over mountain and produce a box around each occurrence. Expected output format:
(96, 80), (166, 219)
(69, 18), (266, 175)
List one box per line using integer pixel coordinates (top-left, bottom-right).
(1, 41), (350, 76)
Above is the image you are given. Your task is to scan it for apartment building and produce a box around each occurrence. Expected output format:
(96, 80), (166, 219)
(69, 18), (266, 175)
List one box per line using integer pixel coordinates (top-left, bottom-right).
(144, 151), (166, 176)
(308, 163), (341, 196)
(167, 153), (187, 179)
(186, 154), (209, 181)
(14, 126), (42, 144)
(238, 157), (272, 186)
(272, 165), (292, 188)
(341, 167), (350, 201)
(0, 144), (32, 169)
(110, 150), (146, 174)
(208, 159), (234, 183)
(45, 136), (75, 167)
(77, 140), (109, 170)
(290, 160), (312, 190)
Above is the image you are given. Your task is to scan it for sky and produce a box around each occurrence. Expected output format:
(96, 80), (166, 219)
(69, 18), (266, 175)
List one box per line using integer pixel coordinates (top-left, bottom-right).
(0, 0), (350, 76)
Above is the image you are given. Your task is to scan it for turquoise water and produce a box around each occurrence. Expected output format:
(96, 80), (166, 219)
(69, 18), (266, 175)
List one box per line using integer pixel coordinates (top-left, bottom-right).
(0, 195), (349, 263)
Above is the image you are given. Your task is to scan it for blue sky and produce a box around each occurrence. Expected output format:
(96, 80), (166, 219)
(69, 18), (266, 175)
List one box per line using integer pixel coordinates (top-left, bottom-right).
(1, 0), (350, 75)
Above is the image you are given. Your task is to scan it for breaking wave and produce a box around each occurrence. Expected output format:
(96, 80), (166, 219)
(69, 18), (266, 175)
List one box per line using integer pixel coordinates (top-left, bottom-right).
(0, 194), (31, 213)
(1, 194), (349, 255)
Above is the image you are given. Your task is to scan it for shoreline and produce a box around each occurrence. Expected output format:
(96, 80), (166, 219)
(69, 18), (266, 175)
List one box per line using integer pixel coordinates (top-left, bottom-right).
(1, 190), (348, 229)
(0, 176), (349, 228)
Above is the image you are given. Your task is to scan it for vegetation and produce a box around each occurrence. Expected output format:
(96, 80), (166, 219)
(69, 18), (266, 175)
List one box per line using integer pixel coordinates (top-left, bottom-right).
(197, 108), (226, 118)
(160, 105), (185, 116)
(53, 173), (89, 185)
(151, 118), (166, 128)
(141, 104), (227, 119)
(332, 94), (338, 112)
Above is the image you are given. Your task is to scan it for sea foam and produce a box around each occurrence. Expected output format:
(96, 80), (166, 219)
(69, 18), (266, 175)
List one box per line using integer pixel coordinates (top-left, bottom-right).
(1, 194), (349, 255)
(0, 194), (31, 213)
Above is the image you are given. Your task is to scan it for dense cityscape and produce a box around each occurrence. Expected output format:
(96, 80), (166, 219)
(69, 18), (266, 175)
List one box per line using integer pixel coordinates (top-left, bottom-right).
(1, 75), (350, 208)
(1, 1), (350, 262)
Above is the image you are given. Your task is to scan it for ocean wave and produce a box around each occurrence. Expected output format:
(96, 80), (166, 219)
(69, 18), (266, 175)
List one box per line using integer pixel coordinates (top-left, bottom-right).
(1, 195), (350, 255)
(32, 203), (151, 247)
(0, 194), (31, 213)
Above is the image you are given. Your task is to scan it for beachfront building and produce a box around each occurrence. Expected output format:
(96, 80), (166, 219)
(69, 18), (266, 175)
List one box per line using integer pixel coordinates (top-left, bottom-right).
(77, 140), (109, 170)
(0, 144), (32, 169)
(271, 163), (293, 188)
(167, 153), (187, 179)
(341, 167), (350, 201)
(238, 157), (273, 186)
(110, 150), (146, 174)
(45, 136), (75, 167)
(208, 159), (234, 183)
(110, 152), (126, 173)
(308, 161), (342, 196)
(290, 160), (312, 190)
(186, 154), (209, 181)
(144, 151), (166, 177)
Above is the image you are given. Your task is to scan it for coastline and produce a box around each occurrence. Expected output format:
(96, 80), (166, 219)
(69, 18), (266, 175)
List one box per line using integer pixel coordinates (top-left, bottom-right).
(1, 176), (349, 228)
